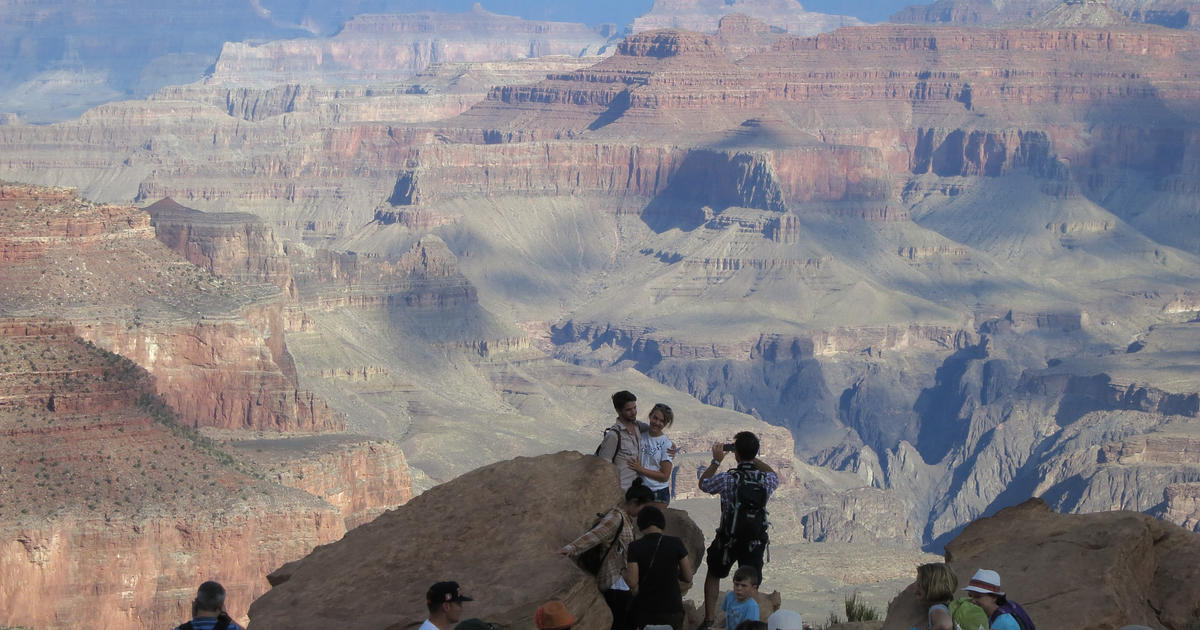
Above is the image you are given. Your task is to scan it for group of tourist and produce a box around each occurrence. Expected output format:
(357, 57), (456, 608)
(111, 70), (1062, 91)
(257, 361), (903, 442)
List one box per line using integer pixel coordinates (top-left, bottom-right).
(558, 391), (794, 630)
(167, 391), (1049, 630)
(912, 564), (1037, 630)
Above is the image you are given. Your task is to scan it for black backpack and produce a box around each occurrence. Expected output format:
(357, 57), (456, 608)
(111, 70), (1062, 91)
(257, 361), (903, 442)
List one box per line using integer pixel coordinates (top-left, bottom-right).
(576, 511), (625, 575)
(593, 427), (623, 463)
(718, 463), (769, 545)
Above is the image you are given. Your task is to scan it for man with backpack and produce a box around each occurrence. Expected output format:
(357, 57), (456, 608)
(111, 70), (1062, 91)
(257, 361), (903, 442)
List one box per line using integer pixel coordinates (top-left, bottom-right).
(171, 581), (243, 630)
(696, 431), (779, 630)
(596, 391), (645, 490)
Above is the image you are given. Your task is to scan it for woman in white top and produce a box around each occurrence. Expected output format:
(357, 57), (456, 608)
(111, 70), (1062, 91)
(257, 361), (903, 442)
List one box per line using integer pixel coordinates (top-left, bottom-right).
(627, 403), (675, 505)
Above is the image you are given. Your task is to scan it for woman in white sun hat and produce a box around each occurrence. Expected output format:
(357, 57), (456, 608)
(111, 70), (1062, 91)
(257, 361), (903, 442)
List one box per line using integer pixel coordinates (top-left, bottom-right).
(963, 569), (1036, 630)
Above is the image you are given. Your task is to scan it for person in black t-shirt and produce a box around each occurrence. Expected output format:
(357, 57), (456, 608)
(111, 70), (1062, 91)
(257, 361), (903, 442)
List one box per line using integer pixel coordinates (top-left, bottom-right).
(623, 506), (694, 630)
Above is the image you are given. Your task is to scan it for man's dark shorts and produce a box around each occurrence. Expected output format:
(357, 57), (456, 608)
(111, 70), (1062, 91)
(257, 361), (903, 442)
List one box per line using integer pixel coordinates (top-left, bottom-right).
(704, 535), (765, 579)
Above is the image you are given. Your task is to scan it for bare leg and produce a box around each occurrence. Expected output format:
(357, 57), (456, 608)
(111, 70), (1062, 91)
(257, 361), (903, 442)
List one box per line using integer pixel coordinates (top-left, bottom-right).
(703, 567), (720, 623)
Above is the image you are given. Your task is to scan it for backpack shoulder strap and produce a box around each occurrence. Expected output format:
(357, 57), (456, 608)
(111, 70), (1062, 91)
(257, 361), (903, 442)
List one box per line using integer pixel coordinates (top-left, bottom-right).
(596, 427), (623, 463)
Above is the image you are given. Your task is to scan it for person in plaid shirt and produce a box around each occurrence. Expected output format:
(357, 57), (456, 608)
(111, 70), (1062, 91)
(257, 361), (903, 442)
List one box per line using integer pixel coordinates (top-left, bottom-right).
(559, 479), (655, 630)
(695, 432), (778, 630)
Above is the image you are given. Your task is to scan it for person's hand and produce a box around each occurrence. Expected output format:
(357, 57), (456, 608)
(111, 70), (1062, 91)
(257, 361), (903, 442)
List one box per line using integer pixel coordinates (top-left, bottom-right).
(711, 442), (726, 461)
(667, 442), (678, 457)
(626, 457), (642, 472)
(559, 546), (573, 556)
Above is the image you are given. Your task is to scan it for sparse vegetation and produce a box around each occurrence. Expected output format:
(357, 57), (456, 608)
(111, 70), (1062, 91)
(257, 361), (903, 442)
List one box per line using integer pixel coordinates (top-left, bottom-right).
(822, 593), (881, 628)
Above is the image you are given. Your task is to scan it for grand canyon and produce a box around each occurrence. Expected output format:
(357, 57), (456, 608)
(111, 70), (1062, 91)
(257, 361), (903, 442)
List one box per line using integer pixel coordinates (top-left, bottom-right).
(2, 0), (1200, 628)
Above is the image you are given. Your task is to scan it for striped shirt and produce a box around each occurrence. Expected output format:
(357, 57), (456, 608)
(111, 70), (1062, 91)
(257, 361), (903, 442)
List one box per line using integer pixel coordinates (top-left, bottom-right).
(561, 506), (635, 590)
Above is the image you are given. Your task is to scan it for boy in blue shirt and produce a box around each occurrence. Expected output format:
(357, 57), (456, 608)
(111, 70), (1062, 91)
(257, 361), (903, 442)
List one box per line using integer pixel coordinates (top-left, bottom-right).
(721, 566), (761, 630)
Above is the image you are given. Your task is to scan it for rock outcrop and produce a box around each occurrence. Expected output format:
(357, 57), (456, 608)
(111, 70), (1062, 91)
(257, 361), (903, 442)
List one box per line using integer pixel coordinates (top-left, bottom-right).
(249, 451), (705, 630)
(881, 498), (1200, 630)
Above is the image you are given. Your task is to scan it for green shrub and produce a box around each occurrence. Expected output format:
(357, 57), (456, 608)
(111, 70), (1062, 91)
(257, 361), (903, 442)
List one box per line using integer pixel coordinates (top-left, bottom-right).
(844, 592), (880, 622)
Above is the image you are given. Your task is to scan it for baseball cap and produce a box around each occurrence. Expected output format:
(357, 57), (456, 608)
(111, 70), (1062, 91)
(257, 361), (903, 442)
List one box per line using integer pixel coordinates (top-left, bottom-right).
(427, 581), (474, 606)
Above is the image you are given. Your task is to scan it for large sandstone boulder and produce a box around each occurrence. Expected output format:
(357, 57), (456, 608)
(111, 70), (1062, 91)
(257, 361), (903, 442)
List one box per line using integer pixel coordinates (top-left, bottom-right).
(881, 498), (1200, 630)
(248, 451), (705, 630)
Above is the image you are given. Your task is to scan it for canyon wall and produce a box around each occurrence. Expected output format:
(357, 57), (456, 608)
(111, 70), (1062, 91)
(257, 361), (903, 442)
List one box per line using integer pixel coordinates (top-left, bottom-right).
(0, 319), (346, 630)
(207, 8), (612, 86)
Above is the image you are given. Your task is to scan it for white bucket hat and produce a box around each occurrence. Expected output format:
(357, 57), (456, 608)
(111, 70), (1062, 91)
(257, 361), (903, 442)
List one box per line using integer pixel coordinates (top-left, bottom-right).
(964, 568), (1005, 596)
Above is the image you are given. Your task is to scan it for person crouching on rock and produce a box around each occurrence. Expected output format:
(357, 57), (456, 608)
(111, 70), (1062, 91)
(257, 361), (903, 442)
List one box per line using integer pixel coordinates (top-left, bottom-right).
(172, 580), (243, 630)
(560, 479), (655, 630)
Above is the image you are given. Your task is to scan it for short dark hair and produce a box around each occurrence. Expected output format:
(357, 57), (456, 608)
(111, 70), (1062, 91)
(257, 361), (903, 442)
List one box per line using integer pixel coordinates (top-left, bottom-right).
(732, 565), (760, 586)
(612, 390), (637, 411)
(637, 506), (666, 530)
(194, 581), (226, 612)
(733, 431), (759, 461)
(734, 621), (767, 630)
(625, 477), (654, 505)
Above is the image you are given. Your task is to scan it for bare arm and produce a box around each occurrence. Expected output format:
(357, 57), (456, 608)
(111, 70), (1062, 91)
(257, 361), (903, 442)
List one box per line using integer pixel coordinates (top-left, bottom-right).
(623, 561), (640, 595)
(678, 553), (694, 584)
(930, 607), (952, 630)
(629, 458), (672, 482)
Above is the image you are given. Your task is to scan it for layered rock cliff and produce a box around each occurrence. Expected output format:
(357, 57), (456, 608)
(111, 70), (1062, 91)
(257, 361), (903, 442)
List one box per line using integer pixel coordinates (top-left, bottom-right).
(891, 0), (1200, 31)
(0, 319), (345, 630)
(632, 0), (865, 35)
(208, 7), (612, 86)
(0, 183), (341, 433)
(233, 436), (414, 530)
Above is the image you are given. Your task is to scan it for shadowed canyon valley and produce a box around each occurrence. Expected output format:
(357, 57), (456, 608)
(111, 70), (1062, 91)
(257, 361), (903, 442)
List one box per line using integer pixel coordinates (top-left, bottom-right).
(3, 0), (1200, 628)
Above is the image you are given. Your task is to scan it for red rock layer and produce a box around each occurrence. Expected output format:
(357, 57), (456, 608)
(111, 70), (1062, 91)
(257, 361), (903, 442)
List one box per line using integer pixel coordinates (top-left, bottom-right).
(0, 320), (345, 630)
(146, 197), (298, 300)
(241, 438), (414, 529)
(291, 236), (477, 312)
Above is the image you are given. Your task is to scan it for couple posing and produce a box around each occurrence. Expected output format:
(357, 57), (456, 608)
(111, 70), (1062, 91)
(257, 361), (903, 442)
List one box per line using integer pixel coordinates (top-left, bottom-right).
(596, 390), (676, 502)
